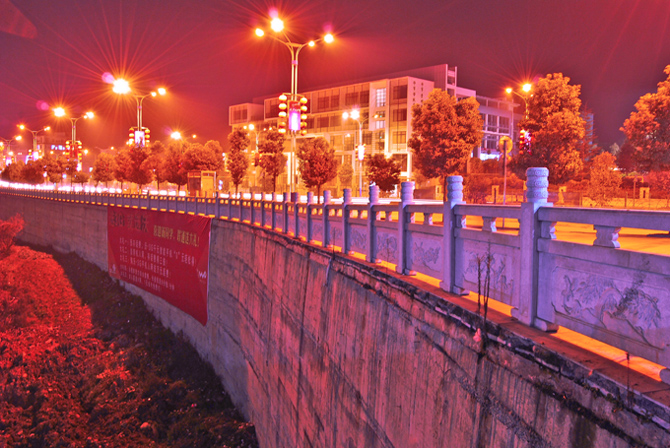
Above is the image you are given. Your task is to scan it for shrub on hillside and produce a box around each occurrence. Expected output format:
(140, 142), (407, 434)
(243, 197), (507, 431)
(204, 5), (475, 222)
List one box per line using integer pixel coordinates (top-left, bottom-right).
(0, 214), (24, 256)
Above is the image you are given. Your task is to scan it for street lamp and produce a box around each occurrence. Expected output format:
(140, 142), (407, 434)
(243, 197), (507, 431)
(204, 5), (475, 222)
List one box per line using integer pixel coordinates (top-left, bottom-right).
(17, 124), (50, 160)
(505, 83), (532, 119)
(113, 78), (167, 147)
(255, 16), (334, 191)
(0, 135), (22, 165)
(343, 109), (366, 197)
(53, 107), (94, 170)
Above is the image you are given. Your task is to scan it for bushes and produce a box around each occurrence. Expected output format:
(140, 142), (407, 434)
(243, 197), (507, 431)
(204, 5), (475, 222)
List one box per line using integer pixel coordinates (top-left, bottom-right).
(0, 214), (24, 256)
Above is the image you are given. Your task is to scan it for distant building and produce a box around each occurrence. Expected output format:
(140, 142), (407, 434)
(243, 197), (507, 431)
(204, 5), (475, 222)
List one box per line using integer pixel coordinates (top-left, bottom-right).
(35, 131), (69, 157)
(229, 64), (518, 188)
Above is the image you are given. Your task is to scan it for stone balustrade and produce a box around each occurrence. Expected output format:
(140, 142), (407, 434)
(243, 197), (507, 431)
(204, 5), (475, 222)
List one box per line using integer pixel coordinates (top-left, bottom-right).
(2, 166), (669, 384)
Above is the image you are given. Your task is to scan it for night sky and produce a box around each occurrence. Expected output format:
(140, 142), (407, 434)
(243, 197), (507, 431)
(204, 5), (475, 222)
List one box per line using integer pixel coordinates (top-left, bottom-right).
(1, 0), (669, 154)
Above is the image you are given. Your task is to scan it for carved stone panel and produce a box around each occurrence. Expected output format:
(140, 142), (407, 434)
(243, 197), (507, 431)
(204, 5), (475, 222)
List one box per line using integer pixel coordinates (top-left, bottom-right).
(407, 233), (442, 278)
(376, 231), (398, 264)
(461, 239), (519, 308)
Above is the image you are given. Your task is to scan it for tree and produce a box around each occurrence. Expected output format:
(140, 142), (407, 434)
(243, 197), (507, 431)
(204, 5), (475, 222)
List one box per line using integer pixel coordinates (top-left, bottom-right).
(338, 162), (353, 193)
(647, 171), (670, 208)
(182, 140), (223, 172)
(227, 129), (250, 195)
(1, 162), (23, 182)
(621, 65), (670, 172)
(257, 129), (286, 193)
(42, 153), (64, 185)
(141, 141), (167, 190)
(408, 89), (483, 201)
(587, 152), (621, 207)
(365, 154), (401, 194)
(296, 137), (337, 202)
(127, 144), (153, 189)
(91, 152), (117, 187)
(509, 73), (586, 184)
(617, 141), (636, 174)
(21, 160), (45, 185)
(72, 171), (90, 186)
(162, 140), (189, 191)
(113, 148), (132, 190)
(62, 158), (78, 186)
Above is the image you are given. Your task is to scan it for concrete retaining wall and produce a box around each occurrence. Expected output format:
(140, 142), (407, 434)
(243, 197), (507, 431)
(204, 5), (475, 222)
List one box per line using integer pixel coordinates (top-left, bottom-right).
(1, 195), (668, 448)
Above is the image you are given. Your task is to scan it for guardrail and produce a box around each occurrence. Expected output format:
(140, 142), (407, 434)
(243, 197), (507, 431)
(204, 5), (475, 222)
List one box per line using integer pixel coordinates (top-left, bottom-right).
(2, 166), (669, 383)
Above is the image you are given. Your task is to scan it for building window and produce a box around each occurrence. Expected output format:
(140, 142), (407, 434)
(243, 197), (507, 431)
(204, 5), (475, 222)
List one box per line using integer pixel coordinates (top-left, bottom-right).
(499, 116), (510, 133)
(360, 90), (370, 105)
(374, 120), (386, 130)
(362, 131), (372, 146)
(318, 116), (329, 128)
(487, 114), (497, 132)
(376, 88), (387, 107)
(330, 115), (342, 127)
(392, 131), (406, 144)
(392, 84), (408, 100)
(330, 94), (339, 110)
(345, 92), (358, 106)
(392, 109), (407, 122)
(317, 96), (329, 111)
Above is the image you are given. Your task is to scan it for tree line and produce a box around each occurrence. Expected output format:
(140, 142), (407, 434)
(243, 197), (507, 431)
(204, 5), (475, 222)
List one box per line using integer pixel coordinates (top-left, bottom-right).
(5, 66), (670, 205)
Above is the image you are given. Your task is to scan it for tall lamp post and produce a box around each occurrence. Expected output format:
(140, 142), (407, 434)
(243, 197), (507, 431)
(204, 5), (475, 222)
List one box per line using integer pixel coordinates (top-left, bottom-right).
(505, 83), (532, 119)
(342, 109), (366, 197)
(255, 17), (334, 192)
(53, 107), (94, 170)
(17, 124), (50, 160)
(112, 79), (167, 147)
(0, 135), (22, 165)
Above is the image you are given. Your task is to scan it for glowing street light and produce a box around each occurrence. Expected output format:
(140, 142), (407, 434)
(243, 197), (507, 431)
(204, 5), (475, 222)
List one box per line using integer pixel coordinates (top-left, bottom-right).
(17, 124), (50, 160)
(53, 108), (94, 168)
(112, 78), (167, 146)
(171, 131), (182, 140)
(255, 15), (334, 191)
(505, 83), (533, 118)
(1, 135), (22, 164)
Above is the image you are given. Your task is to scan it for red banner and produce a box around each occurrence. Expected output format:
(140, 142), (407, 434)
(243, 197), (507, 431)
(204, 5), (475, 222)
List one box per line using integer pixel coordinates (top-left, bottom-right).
(108, 207), (211, 325)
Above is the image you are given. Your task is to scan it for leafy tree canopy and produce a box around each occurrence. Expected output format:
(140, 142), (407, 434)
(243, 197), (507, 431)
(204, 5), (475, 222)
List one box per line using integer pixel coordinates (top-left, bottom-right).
(227, 129), (250, 194)
(407, 89), (483, 200)
(296, 137), (337, 201)
(621, 65), (670, 172)
(91, 152), (117, 186)
(587, 152), (621, 207)
(509, 73), (586, 184)
(21, 160), (45, 185)
(162, 140), (189, 190)
(257, 129), (286, 193)
(365, 154), (401, 193)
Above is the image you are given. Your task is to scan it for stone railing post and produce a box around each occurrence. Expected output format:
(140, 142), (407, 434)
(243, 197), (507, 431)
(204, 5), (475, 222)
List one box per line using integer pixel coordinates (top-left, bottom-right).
(271, 192), (277, 230)
(250, 193), (256, 225)
(342, 189), (352, 253)
(367, 185), (380, 263)
(440, 176), (468, 294)
(291, 192), (300, 238)
(227, 192), (233, 220)
(513, 167), (556, 331)
(396, 182), (415, 275)
(306, 192), (314, 242)
(238, 192), (244, 221)
(322, 190), (331, 248)
(283, 192), (290, 234)
(260, 193), (266, 227)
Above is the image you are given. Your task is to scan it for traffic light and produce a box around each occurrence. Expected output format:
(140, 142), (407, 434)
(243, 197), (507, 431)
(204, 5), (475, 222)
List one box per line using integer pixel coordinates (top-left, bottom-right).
(299, 97), (308, 136)
(277, 94), (288, 134)
(519, 129), (531, 154)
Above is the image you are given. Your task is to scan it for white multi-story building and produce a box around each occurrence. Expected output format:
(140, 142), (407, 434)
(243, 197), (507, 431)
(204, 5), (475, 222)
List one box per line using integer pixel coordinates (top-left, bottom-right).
(229, 64), (517, 190)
